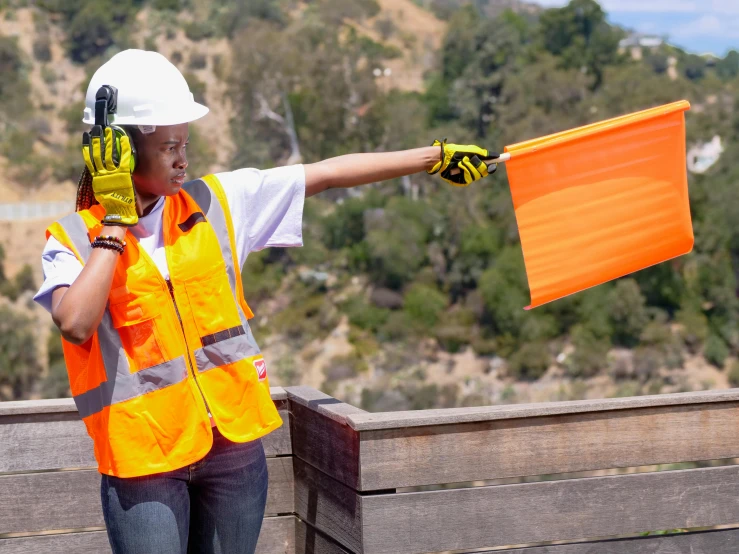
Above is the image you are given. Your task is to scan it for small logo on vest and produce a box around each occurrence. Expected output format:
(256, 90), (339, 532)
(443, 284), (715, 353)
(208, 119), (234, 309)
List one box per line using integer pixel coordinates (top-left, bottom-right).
(255, 358), (267, 381)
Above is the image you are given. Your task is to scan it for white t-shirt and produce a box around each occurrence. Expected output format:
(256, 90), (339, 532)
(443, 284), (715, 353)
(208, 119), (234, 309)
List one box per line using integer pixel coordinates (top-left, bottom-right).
(33, 165), (306, 313)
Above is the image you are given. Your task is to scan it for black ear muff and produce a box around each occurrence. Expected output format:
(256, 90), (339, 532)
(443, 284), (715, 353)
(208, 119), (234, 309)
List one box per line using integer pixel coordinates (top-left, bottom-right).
(110, 125), (136, 174)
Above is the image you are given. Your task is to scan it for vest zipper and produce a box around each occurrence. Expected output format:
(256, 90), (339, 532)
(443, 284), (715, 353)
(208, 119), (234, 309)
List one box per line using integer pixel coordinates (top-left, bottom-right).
(166, 278), (213, 419)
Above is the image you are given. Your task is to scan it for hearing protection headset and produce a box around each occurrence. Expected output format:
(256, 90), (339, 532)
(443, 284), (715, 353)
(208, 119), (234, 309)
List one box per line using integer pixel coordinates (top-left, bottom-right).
(94, 84), (137, 173)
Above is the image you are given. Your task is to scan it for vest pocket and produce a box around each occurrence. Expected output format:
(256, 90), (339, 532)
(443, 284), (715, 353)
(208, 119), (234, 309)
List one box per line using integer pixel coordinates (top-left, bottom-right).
(184, 271), (243, 342)
(109, 293), (168, 372)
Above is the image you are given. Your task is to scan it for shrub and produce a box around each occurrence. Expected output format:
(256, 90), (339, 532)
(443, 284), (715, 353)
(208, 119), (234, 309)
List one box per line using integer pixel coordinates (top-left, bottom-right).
(377, 311), (413, 342)
(342, 295), (389, 333)
(374, 16), (396, 40)
(151, 0), (184, 9)
(64, 2), (136, 63)
(704, 334), (729, 368)
(0, 305), (42, 400)
(212, 53), (227, 79)
(184, 21), (216, 42)
(188, 52), (207, 70)
(508, 342), (550, 381)
(41, 326), (70, 399)
(361, 388), (409, 412)
(728, 360), (739, 387)
(478, 247), (529, 336)
(608, 279), (648, 347)
(566, 324), (610, 378)
(633, 347), (664, 381)
(183, 71), (206, 103)
(143, 36), (157, 52)
(404, 284), (447, 329)
(32, 36), (52, 62)
(676, 308), (709, 353)
(434, 324), (472, 353)
(41, 65), (57, 85)
(13, 264), (35, 296)
(324, 353), (365, 382)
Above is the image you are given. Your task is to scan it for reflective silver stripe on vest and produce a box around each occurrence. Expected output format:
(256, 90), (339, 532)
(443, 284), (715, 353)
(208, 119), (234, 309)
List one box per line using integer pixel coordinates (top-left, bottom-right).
(193, 331), (261, 373)
(57, 215), (189, 419)
(58, 212), (92, 262)
(183, 179), (261, 373)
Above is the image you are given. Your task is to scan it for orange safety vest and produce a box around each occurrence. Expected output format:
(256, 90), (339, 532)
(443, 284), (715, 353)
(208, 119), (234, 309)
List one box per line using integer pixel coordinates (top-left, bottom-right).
(47, 175), (282, 477)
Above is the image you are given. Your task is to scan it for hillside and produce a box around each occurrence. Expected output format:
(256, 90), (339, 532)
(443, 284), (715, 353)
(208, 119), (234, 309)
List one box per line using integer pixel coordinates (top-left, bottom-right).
(1, 0), (739, 408)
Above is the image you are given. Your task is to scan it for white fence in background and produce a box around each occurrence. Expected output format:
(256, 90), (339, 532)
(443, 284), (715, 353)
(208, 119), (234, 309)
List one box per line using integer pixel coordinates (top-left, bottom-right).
(0, 202), (75, 221)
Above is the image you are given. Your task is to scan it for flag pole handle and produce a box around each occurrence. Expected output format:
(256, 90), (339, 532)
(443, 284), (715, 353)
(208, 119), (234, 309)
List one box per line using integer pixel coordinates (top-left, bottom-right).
(448, 152), (511, 176)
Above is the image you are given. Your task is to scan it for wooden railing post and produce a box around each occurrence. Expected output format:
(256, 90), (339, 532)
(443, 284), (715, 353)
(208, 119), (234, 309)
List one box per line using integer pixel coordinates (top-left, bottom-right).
(285, 387), (739, 554)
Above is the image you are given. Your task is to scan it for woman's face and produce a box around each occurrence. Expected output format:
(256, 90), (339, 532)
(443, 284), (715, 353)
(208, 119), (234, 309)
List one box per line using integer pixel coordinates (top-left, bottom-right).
(131, 123), (190, 205)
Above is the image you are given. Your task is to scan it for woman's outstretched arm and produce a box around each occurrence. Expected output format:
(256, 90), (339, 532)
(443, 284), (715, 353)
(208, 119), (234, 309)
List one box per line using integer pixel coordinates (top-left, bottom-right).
(304, 146), (440, 198)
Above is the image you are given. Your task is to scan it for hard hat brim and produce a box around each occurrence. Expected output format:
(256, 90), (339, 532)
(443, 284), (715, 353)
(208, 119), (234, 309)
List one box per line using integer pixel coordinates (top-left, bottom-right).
(82, 101), (210, 126)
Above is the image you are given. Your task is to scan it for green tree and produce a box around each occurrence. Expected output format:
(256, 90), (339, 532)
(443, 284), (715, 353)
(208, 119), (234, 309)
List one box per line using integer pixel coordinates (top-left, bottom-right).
(404, 284), (447, 330)
(508, 342), (550, 381)
(608, 279), (648, 347)
(716, 50), (739, 80)
(0, 305), (42, 400)
(537, 0), (622, 88)
(479, 247), (529, 337)
(42, 326), (71, 399)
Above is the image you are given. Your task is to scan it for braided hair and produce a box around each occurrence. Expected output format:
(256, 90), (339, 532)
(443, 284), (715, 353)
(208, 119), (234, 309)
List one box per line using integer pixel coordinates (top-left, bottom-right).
(75, 125), (138, 212)
(75, 166), (97, 212)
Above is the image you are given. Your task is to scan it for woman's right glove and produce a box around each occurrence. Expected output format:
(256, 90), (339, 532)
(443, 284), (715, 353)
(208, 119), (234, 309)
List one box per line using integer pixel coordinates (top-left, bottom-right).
(82, 125), (138, 226)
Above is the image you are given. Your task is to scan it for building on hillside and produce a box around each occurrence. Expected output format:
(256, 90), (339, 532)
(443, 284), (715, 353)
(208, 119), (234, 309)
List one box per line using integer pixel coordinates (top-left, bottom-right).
(619, 33), (665, 60)
(687, 135), (724, 174)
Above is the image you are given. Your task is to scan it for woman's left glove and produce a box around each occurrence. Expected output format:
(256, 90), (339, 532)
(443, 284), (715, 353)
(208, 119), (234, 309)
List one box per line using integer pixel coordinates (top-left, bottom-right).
(82, 125), (138, 226)
(427, 138), (498, 187)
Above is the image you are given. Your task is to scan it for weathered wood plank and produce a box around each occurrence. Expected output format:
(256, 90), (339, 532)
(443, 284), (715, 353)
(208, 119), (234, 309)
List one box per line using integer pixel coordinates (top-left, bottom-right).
(265, 400), (292, 457)
(0, 530), (111, 554)
(357, 402), (739, 490)
(0, 516), (296, 554)
(346, 388), (739, 430)
(360, 465), (739, 554)
(0, 402), (291, 473)
(293, 459), (362, 554)
(294, 518), (353, 554)
(0, 458), (294, 534)
(285, 387), (366, 425)
(0, 413), (96, 473)
(0, 387), (288, 417)
(256, 515), (296, 554)
(488, 528), (739, 553)
(286, 387), (364, 489)
(267, 457), (296, 515)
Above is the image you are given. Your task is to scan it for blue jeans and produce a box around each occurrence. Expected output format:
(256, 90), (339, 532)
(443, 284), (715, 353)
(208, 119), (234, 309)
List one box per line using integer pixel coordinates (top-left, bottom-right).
(100, 427), (268, 554)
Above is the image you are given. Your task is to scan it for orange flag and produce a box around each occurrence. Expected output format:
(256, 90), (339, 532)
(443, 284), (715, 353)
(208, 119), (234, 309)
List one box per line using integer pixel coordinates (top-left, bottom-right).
(502, 100), (693, 309)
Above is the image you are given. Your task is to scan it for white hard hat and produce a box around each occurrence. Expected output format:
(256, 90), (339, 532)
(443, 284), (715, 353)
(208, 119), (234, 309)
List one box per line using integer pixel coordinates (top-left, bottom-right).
(82, 49), (209, 126)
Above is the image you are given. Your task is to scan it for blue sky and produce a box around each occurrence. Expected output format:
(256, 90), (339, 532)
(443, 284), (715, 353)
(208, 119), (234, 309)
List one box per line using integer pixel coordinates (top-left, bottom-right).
(534, 0), (739, 56)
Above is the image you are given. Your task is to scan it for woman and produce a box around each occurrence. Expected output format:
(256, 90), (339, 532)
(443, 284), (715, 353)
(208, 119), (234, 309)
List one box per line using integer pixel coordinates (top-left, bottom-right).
(34, 49), (496, 554)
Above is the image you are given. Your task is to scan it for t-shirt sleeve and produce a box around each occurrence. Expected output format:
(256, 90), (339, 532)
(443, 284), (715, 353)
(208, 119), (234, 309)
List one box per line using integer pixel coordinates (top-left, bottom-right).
(215, 164), (306, 268)
(33, 235), (84, 314)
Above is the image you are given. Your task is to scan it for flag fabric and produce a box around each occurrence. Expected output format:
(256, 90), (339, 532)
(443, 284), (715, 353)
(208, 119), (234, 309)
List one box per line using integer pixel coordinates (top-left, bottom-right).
(503, 100), (693, 309)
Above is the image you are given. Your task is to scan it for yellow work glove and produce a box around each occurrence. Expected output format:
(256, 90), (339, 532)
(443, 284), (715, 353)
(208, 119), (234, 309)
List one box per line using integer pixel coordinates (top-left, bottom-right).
(427, 138), (498, 187)
(82, 125), (138, 226)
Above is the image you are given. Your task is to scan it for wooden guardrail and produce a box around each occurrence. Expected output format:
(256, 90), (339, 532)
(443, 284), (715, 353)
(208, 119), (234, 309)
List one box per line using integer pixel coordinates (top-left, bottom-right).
(1, 386), (739, 553)
(0, 388), (294, 553)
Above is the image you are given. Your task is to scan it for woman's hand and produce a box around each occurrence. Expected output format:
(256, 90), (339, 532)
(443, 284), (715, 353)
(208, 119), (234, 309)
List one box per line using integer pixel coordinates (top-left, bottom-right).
(427, 139), (498, 187)
(82, 125), (139, 225)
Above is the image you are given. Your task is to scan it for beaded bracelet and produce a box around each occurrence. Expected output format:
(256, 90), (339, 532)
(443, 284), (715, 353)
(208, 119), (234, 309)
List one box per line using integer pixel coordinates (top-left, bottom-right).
(95, 235), (127, 247)
(91, 239), (125, 255)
